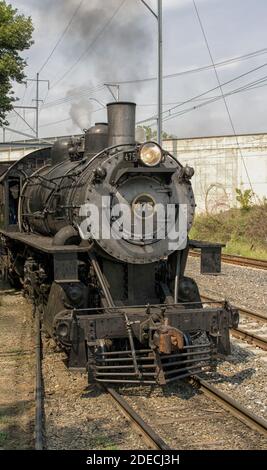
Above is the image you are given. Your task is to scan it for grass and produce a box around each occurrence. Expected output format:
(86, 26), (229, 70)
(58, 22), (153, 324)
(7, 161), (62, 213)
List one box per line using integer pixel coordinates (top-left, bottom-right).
(190, 202), (267, 260)
(0, 431), (8, 447)
(104, 444), (119, 450)
(91, 435), (118, 450)
(223, 240), (267, 259)
(5, 348), (24, 355)
(0, 410), (8, 421)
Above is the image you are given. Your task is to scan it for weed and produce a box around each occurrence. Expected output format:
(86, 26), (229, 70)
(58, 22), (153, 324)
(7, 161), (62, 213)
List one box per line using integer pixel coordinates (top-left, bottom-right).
(190, 203), (267, 260)
(0, 431), (8, 446)
(235, 188), (253, 211)
(90, 435), (118, 450)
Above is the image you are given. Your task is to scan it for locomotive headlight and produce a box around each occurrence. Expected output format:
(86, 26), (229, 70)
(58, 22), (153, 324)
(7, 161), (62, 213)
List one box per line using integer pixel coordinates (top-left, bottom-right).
(139, 142), (162, 167)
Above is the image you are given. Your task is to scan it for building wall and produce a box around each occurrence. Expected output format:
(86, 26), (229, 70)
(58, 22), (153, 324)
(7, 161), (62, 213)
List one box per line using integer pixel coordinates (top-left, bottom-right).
(163, 133), (267, 213)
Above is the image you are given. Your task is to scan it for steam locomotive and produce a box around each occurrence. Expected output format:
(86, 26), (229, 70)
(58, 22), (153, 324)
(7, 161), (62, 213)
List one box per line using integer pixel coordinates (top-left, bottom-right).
(0, 102), (238, 384)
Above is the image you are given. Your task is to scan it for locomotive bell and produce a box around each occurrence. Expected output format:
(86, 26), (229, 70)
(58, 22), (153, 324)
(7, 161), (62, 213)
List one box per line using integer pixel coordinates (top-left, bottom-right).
(107, 102), (136, 147)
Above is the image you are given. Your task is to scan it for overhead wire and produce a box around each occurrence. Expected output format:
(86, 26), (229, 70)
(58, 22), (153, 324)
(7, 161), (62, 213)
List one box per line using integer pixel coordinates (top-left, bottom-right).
(138, 60), (267, 125)
(137, 72), (267, 127)
(38, 0), (85, 74)
(39, 117), (72, 128)
(51, 0), (127, 90)
(136, 76), (267, 112)
(13, 109), (36, 135)
(42, 85), (106, 109)
(12, 85), (28, 128)
(164, 61), (267, 116)
(39, 46), (267, 110)
(39, 105), (104, 128)
(13, 82), (36, 133)
(39, 77), (267, 129)
(37, 61), (267, 115)
(37, 0), (86, 114)
(191, 0), (255, 195)
(114, 47), (267, 85)
(162, 74), (267, 123)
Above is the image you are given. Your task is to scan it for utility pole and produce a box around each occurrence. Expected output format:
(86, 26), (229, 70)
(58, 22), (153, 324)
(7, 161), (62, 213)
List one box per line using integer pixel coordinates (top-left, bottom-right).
(158, 0), (163, 146)
(2, 73), (49, 143)
(27, 73), (50, 139)
(140, 0), (163, 146)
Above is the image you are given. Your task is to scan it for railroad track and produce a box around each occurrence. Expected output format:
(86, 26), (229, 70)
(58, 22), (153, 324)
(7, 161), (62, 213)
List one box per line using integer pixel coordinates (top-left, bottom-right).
(116, 377), (267, 447)
(201, 294), (267, 351)
(104, 386), (170, 450)
(35, 324), (267, 450)
(201, 294), (267, 321)
(189, 250), (267, 270)
(231, 328), (267, 351)
(34, 299), (266, 450)
(191, 376), (267, 437)
(34, 313), (170, 450)
(35, 309), (44, 450)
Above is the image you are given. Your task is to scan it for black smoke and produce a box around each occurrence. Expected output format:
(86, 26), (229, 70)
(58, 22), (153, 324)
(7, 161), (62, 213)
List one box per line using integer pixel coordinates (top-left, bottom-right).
(30, 0), (154, 127)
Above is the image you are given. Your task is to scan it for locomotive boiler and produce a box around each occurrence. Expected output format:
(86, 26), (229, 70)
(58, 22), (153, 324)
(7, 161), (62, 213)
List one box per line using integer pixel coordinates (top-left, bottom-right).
(0, 102), (239, 384)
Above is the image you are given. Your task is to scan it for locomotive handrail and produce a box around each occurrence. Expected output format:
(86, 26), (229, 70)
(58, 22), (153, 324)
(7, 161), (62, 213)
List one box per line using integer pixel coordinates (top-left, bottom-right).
(18, 164), (52, 232)
(73, 300), (230, 312)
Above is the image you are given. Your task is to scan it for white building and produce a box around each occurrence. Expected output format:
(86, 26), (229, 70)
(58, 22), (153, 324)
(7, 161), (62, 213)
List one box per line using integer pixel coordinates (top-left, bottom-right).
(164, 133), (267, 213)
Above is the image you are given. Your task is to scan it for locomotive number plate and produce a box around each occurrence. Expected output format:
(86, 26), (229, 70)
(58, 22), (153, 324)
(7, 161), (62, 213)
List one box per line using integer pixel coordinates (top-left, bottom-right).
(123, 151), (138, 162)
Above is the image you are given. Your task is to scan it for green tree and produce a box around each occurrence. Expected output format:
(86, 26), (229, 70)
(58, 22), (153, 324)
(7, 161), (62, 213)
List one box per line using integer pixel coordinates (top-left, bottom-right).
(137, 125), (176, 141)
(0, 1), (33, 126)
(235, 188), (254, 211)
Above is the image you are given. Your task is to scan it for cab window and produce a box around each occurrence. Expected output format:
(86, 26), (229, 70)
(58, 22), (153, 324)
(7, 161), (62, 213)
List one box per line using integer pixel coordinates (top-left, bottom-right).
(8, 178), (20, 225)
(0, 184), (4, 228)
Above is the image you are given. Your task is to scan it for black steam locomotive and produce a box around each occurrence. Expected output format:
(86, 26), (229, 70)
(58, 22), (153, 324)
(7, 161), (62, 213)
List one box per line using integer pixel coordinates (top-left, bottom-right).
(0, 102), (238, 384)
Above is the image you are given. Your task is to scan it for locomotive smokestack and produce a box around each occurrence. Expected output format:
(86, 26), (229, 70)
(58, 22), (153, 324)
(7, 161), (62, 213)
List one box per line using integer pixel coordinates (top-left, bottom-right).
(107, 102), (136, 147)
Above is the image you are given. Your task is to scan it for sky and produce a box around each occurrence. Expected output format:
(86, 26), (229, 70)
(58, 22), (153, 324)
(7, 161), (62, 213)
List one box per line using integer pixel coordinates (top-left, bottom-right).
(4, 0), (267, 140)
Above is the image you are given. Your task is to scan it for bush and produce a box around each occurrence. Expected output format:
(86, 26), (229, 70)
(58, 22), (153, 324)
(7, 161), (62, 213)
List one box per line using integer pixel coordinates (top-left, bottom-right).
(190, 203), (267, 259)
(235, 188), (253, 211)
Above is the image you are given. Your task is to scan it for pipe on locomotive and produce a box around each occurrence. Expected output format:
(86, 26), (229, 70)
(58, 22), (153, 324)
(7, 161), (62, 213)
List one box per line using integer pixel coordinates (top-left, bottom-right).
(107, 102), (136, 147)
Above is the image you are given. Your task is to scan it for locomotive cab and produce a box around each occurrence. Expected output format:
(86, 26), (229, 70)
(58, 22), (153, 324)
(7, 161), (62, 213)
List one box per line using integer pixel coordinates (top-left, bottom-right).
(8, 178), (20, 226)
(0, 176), (21, 230)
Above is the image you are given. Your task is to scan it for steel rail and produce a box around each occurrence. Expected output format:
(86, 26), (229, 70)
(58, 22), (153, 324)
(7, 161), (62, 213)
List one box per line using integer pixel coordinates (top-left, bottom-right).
(35, 308), (43, 450)
(0, 288), (18, 295)
(189, 250), (267, 270)
(201, 294), (267, 350)
(200, 294), (267, 322)
(231, 327), (267, 351)
(104, 386), (171, 450)
(192, 376), (267, 437)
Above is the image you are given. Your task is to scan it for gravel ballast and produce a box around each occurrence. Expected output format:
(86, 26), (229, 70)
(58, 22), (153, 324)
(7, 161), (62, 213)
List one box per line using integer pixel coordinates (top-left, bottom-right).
(186, 256), (267, 316)
(43, 340), (147, 450)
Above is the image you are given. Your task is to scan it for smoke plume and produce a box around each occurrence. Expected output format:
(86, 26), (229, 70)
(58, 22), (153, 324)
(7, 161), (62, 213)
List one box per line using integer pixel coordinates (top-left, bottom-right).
(69, 99), (94, 131)
(30, 0), (154, 129)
